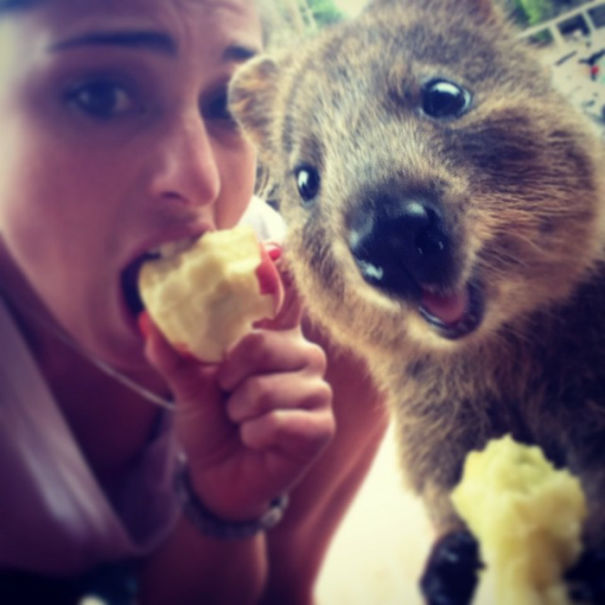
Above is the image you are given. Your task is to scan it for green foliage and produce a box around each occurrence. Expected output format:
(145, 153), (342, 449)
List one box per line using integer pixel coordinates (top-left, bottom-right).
(303, 0), (344, 27)
(501, 0), (594, 28)
(515, 0), (553, 25)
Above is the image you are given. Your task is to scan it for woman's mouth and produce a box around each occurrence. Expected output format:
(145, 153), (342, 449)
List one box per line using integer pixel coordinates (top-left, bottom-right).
(121, 252), (158, 317)
(120, 237), (201, 318)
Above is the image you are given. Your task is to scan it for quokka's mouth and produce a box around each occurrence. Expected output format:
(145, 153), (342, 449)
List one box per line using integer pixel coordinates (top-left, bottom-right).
(418, 281), (484, 339)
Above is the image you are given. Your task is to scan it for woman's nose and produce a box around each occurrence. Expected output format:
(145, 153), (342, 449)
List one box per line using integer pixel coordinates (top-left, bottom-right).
(148, 114), (221, 207)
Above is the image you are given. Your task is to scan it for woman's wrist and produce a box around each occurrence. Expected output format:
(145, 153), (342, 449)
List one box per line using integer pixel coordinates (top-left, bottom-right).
(175, 455), (289, 540)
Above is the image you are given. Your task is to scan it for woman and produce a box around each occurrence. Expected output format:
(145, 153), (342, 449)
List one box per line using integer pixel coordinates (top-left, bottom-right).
(0, 0), (388, 602)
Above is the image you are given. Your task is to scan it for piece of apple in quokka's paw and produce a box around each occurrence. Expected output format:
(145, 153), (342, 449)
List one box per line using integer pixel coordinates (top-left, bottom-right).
(138, 224), (284, 362)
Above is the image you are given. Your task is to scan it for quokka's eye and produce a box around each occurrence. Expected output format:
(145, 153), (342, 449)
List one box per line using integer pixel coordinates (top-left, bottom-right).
(421, 79), (472, 119)
(295, 165), (320, 204)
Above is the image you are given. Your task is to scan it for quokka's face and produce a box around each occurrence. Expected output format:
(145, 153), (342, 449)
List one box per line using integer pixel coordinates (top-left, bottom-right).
(231, 0), (605, 354)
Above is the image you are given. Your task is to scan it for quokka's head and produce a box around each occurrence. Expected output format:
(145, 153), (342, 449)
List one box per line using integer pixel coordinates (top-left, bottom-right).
(230, 0), (605, 355)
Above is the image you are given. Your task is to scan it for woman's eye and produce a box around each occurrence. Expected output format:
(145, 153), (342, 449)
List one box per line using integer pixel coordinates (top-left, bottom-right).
(65, 79), (137, 119)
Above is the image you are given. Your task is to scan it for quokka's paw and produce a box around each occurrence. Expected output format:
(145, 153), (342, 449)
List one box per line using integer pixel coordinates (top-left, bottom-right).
(566, 546), (605, 603)
(419, 530), (483, 605)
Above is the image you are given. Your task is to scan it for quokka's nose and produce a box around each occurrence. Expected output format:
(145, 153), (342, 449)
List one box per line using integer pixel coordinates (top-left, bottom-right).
(348, 196), (453, 298)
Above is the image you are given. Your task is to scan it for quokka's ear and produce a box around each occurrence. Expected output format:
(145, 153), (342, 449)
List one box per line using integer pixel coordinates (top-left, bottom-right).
(228, 55), (281, 154)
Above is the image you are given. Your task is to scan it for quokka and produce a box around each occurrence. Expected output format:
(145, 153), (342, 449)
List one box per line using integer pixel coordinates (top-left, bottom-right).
(229, 0), (605, 601)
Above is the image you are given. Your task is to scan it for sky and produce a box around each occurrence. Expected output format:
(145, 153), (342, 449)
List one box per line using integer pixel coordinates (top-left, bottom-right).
(332, 0), (367, 16)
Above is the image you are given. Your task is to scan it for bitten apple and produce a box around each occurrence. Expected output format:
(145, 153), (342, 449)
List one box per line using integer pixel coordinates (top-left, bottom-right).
(138, 224), (284, 362)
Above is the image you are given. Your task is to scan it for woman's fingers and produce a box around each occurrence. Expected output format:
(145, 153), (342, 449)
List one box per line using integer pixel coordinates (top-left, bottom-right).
(255, 261), (303, 331)
(226, 371), (333, 423)
(217, 329), (327, 392)
(239, 407), (336, 460)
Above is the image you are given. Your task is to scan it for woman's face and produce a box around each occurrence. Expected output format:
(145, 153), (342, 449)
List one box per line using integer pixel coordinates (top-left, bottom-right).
(0, 0), (262, 373)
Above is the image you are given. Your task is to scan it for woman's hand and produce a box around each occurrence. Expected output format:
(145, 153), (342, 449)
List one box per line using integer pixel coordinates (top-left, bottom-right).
(142, 282), (335, 522)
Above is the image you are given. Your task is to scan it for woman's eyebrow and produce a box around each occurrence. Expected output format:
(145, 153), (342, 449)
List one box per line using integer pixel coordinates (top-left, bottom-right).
(49, 30), (177, 55)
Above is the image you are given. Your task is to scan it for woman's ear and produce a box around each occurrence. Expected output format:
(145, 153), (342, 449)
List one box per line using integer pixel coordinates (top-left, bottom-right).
(228, 55), (281, 155)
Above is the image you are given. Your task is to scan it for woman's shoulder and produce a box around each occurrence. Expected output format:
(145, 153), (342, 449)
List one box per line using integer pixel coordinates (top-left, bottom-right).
(0, 298), (179, 574)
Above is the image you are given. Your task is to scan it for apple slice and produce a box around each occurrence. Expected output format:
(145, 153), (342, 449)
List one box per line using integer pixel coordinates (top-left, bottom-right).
(451, 435), (586, 604)
(139, 224), (283, 362)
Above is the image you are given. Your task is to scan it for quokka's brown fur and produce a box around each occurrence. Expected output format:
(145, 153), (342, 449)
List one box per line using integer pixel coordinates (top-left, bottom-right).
(230, 0), (605, 570)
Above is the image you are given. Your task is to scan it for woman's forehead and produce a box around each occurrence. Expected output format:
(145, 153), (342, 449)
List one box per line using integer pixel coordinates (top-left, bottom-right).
(24, 0), (262, 32)
(11, 0), (263, 54)
(0, 0), (264, 87)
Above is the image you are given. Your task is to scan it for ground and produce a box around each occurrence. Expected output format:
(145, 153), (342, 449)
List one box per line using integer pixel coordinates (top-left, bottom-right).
(315, 423), (432, 604)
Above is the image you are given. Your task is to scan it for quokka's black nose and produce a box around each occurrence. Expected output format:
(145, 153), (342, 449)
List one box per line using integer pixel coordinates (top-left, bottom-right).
(348, 196), (453, 298)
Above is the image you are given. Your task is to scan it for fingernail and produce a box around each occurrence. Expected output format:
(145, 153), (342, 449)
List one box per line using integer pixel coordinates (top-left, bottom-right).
(265, 242), (282, 261)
